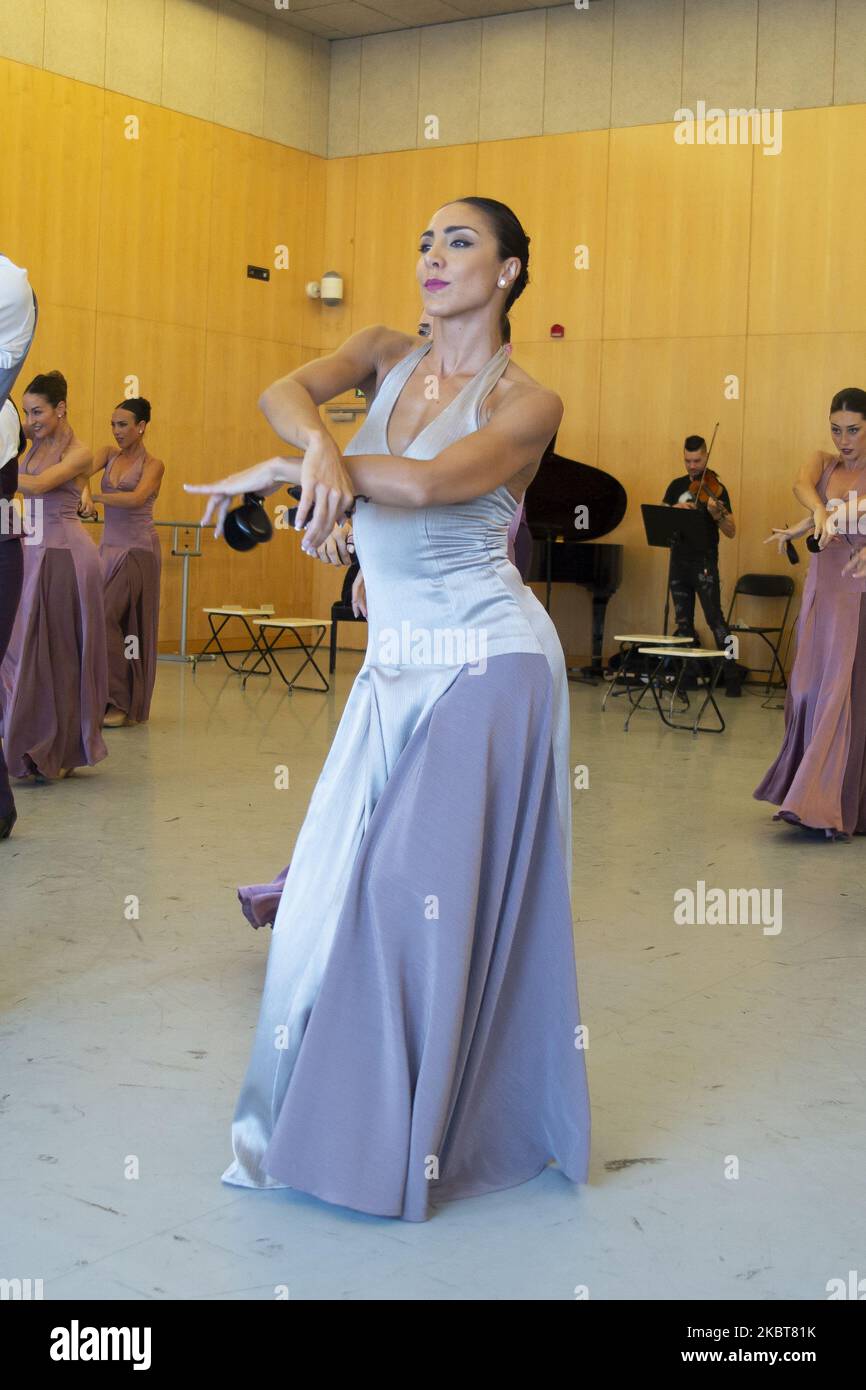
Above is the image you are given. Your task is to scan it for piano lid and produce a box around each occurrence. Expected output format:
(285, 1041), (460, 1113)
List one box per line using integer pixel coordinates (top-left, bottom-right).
(524, 432), (627, 542)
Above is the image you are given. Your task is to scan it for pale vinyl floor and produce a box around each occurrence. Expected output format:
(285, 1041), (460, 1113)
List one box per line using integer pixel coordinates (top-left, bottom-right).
(1, 656), (863, 1301)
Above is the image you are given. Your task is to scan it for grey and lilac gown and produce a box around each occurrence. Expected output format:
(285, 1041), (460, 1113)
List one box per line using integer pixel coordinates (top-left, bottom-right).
(222, 341), (591, 1220)
(99, 450), (161, 722)
(0, 432), (108, 777)
(754, 455), (866, 835)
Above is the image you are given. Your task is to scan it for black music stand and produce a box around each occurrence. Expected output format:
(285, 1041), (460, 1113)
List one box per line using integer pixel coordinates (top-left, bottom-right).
(641, 504), (715, 635)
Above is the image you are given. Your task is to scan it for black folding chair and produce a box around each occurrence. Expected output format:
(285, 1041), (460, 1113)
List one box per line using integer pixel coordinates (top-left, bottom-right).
(725, 573), (795, 695)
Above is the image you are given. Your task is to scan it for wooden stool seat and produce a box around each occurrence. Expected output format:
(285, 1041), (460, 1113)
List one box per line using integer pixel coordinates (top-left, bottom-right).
(252, 617), (332, 693)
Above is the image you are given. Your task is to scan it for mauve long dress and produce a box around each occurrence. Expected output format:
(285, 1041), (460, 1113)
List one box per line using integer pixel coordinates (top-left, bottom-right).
(754, 455), (866, 835)
(222, 341), (590, 1220)
(0, 453), (23, 818)
(0, 429), (108, 777)
(99, 450), (161, 722)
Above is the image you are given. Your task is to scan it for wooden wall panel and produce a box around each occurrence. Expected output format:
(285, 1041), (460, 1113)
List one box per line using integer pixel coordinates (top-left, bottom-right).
(597, 336), (747, 643)
(0, 63), (103, 312)
(315, 157), (358, 352)
(476, 131), (609, 341)
(350, 145), (479, 334)
(20, 302), (98, 449)
(6, 46), (866, 677)
(604, 123), (752, 340)
(98, 94), (214, 330)
(748, 105), (866, 335)
(207, 127), (312, 346)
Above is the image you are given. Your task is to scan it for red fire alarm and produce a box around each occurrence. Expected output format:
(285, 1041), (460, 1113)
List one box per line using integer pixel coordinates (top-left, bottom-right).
(550, 324), (565, 338)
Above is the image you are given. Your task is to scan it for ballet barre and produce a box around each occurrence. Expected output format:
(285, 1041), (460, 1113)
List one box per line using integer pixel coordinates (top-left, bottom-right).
(156, 519), (206, 664)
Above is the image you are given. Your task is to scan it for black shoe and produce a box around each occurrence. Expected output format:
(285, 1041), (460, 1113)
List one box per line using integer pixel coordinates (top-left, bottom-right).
(0, 808), (17, 839)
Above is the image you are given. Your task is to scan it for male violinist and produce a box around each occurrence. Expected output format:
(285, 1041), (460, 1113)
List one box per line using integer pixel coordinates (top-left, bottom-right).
(662, 434), (744, 697)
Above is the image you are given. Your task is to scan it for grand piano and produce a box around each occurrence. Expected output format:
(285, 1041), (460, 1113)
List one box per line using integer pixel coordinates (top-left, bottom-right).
(522, 434), (626, 681)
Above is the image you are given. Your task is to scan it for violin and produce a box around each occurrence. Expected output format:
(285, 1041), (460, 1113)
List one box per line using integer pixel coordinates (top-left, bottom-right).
(687, 466), (728, 515)
(686, 422), (729, 519)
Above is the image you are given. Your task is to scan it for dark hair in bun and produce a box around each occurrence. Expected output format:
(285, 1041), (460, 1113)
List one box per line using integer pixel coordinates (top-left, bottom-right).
(24, 370), (67, 407)
(451, 196), (530, 343)
(830, 387), (866, 420)
(115, 397), (152, 424)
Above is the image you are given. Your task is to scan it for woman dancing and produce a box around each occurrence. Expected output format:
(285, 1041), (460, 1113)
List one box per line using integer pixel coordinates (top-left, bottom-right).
(88, 398), (164, 726)
(0, 371), (108, 781)
(0, 253), (37, 836)
(188, 197), (591, 1221)
(757, 387), (866, 838)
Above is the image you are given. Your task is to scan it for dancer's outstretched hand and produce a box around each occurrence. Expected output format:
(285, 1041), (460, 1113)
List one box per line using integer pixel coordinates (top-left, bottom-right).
(764, 526), (797, 555)
(184, 458), (287, 538)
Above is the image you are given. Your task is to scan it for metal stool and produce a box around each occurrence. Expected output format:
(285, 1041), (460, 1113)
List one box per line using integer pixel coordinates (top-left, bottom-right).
(603, 633), (694, 712)
(631, 646), (728, 734)
(251, 618), (332, 692)
(196, 606), (274, 677)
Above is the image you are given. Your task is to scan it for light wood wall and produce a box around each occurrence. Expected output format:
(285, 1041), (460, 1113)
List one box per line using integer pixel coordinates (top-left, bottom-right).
(5, 47), (866, 667)
(0, 57), (341, 650)
(323, 107), (866, 668)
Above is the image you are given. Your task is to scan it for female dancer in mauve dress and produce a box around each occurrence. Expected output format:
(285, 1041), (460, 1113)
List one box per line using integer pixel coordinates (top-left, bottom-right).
(757, 387), (866, 839)
(88, 398), (164, 727)
(0, 371), (108, 781)
(0, 253), (37, 837)
(188, 196), (591, 1221)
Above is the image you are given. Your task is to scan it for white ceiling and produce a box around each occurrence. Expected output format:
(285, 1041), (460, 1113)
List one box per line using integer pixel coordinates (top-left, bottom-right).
(236, 0), (583, 42)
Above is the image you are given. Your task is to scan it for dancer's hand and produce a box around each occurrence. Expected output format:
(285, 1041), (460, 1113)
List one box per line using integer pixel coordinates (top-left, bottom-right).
(185, 458), (290, 538)
(312, 521), (354, 565)
(764, 526), (797, 555)
(351, 570), (367, 619)
(843, 548), (866, 580)
(295, 433), (355, 551)
(811, 503), (837, 549)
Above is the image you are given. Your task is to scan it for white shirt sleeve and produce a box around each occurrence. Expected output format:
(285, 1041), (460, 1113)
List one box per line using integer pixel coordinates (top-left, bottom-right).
(0, 399), (21, 467)
(0, 256), (36, 369)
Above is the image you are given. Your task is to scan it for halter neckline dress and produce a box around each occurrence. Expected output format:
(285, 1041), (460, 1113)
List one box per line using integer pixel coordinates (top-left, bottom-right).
(0, 432), (108, 777)
(222, 340), (590, 1220)
(754, 454), (866, 835)
(100, 448), (161, 722)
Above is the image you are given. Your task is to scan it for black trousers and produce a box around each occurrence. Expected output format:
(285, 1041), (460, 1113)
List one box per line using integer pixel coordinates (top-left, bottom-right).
(669, 550), (742, 688)
(0, 539), (23, 819)
(669, 551), (729, 648)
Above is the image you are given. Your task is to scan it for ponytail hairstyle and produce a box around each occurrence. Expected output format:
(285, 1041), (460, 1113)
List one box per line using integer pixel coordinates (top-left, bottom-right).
(452, 196), (529, 345)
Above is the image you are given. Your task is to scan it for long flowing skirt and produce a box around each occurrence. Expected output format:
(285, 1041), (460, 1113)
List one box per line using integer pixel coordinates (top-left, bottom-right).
(754, 563), (866, 835)
(223, 651), (591, 1221)
(101, 542), (161, 722)
(0, 530), (108, 777)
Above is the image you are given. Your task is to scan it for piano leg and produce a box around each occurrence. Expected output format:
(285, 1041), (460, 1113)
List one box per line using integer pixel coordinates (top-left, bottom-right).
(567, 592), (611, 684)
